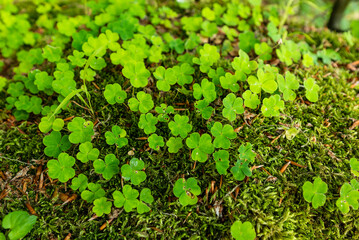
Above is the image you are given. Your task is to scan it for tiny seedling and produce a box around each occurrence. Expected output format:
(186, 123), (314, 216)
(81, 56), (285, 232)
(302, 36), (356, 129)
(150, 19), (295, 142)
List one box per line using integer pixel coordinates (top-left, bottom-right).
(173, 177), (201, 206)
(302, 178), (328, 209)
(231, 159), (252, 181)
(1, 211), (37, 240)
(47, 153), (75, 183)
(93, 154), (120, 180)
(121, 158), (147, 185)
(231, 220), (256, 240)
(39, 116), (64, 133)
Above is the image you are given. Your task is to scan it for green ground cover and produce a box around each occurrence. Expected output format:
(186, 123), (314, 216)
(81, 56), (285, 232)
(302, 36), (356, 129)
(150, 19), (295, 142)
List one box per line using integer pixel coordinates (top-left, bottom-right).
(0, 0), (358, 239)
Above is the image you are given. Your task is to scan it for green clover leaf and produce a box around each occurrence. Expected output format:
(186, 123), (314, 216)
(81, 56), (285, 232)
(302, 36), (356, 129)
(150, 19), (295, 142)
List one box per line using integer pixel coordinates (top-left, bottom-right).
(137, 188), (154, 214)
(47, 153), (75, 183)
(104, 83), (127, 104)
(231, 159), (252, 181)
(113, 185), (140, 212)
(76, 142), (100, 163)
(186, 133), (214, 162)
(220, 72), (240, 92)
(122, 61), (150, 88)
(128, 91), (154, 113)
(211, 122), (236, 149)
(93, 197), (112, 217)
(148, 134), (164, 151)
(154, 66), (177, 92)
(222, 93), (244, 121)
(43, 131), (71, 158)
(52, 63), (76, 97)
(213, 150), (230, 175)
(166, 137), (183, 153)
(39, 116), (64, 133)
(68, 117), (94, 144)
(93, 154), (120, 180)
(2, 211), (37, 240)
(80, 68), (96, 82)
(168, 114), (192, 139)
(242, 90), (260, 109)
(336, 179), (359, 213)
(202, 7), (216, 21)
(350, 158), (359, 176)
(304, 78), (320, 102)
(232, 50), (257, 81)
(105, 125), (128, 148)
(89, 57), (106, 71)
(238, 143), (256, 163)
(7, 82), (24, 97)
(238, 31), (258, 53)
(155, 104), (174, 122)
(81, 183), (105, 203)
(121, 158), (147, 185)
(138, 113), (158, 134)
(302, 178), (328, 209)
(193, 78), (216, 102)
(254, 42), (272, 61)
(231, 220), (256, 240)
(34, 71), (53, 93)
(42, 45), (62, 62)
(261, 95), (285, 117)
(71, 174), (88, 192)
(195, 100), (214, 120)
(276, 40), (301, 66)
(200, 21), (218, 37)
(173, 177), (201, 206)
(68, 50), (86, 67)
(208, 67), (225, 85)
(175, 63), (195, 86)
(277, 72), (299, 101)
(248, 68), (277, 94)
(193, 44), (220, 73)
